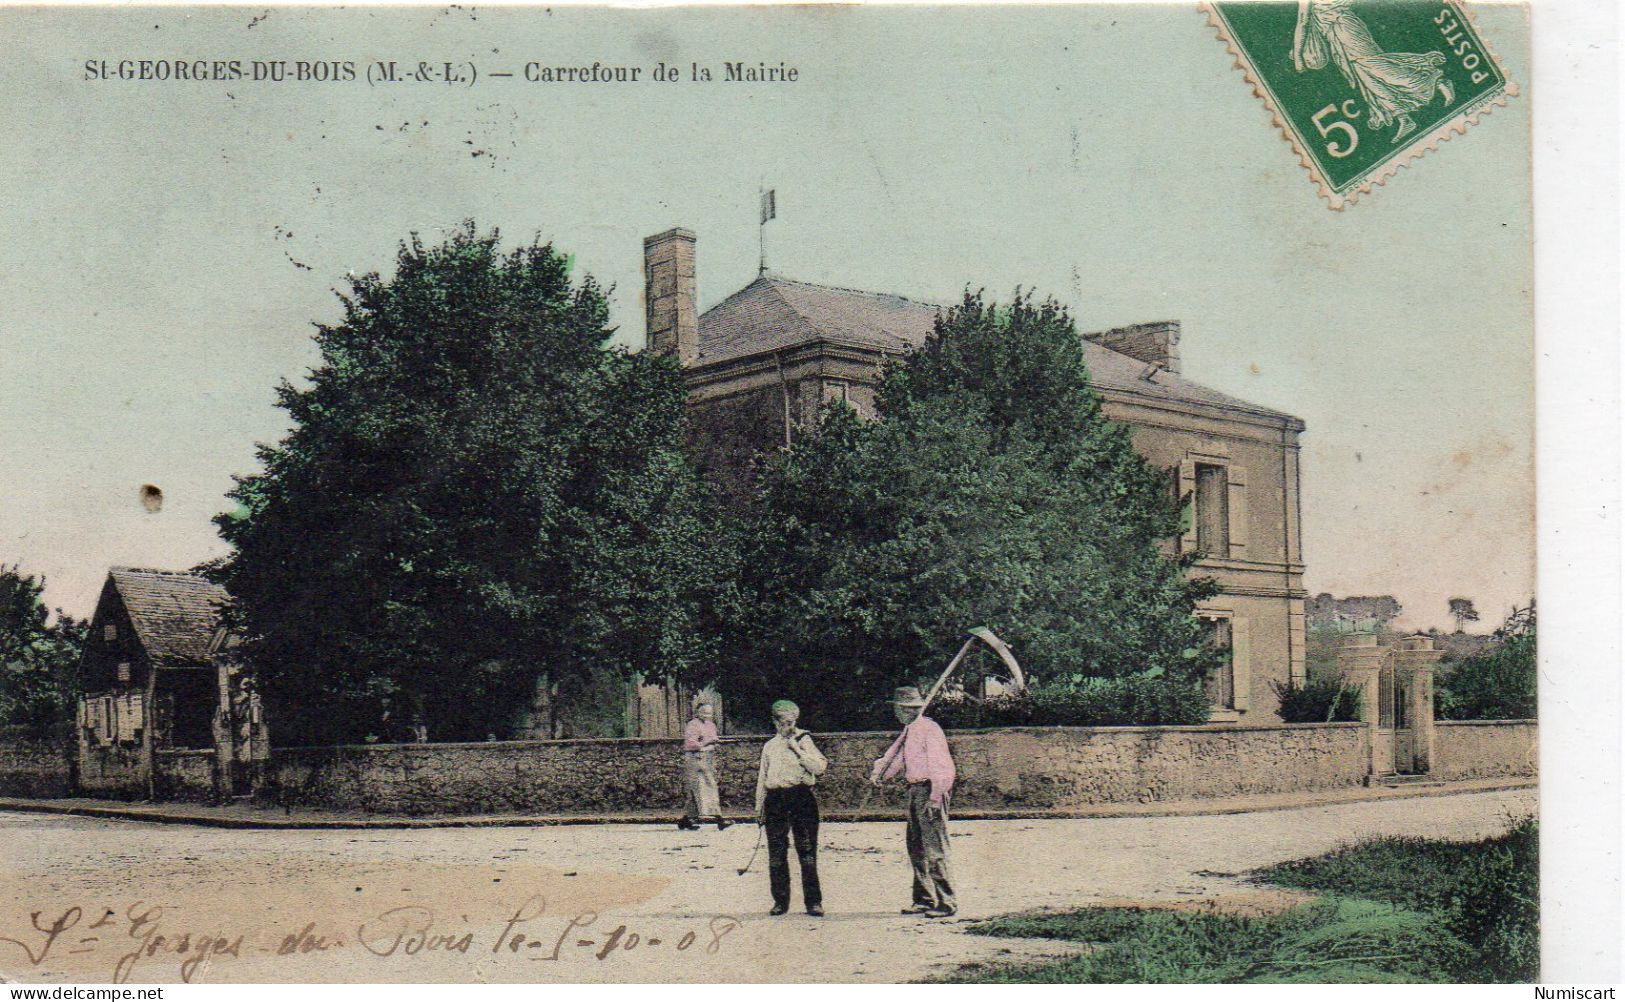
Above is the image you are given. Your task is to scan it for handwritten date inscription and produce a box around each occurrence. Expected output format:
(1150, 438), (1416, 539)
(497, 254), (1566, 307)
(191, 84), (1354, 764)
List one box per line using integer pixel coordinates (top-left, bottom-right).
(2, 897), (741, 983)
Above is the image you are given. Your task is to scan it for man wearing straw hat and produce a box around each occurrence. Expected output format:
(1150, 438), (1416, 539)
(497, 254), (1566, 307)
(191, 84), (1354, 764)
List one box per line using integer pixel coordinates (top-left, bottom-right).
(870, 685), (957, 918)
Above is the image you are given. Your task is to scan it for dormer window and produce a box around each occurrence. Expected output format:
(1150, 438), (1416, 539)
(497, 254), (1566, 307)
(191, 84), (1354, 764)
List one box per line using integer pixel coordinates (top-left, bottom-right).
(116, 662), (132, 684)
(104, 624), (117, 642)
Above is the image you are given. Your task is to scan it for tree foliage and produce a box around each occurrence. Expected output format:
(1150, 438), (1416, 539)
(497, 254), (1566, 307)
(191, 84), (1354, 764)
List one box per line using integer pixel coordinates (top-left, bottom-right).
(1437, 602), (1536, 720)
(1271, 671), (1364, 723)
(716, 291), (1220, 729)
(0, 565), (86, 732)
(932, 675), (1216, 729)
(214, 224), (722, 744)
(1447, 597), (1480, 633)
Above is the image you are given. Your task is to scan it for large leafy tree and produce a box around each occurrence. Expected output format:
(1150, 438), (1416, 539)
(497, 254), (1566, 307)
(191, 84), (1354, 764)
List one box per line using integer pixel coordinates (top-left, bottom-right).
(1437, 602), (1536, 720)
(215, 225), (722, 744)
(719, 292), (1220, 729)
(0, 565), (86, 731)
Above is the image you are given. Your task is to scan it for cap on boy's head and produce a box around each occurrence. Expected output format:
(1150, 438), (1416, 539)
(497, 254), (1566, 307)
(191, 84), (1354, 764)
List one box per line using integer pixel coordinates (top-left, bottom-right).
(770, 699), (799, 717)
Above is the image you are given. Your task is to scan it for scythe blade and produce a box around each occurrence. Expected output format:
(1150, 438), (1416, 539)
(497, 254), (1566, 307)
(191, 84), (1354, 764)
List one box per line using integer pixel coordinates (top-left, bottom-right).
(967, 626), (1026, 693)
(918, 627), (1027, 715)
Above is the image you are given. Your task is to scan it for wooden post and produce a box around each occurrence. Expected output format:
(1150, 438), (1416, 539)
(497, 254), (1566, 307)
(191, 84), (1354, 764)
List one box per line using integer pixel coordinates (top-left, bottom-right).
(141, 665), (158, 800)
(212, 657), (234, 801)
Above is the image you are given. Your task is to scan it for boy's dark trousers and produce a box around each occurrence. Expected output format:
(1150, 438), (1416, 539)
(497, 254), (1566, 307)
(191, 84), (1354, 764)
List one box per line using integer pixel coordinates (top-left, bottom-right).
(763, 784), (822, 910)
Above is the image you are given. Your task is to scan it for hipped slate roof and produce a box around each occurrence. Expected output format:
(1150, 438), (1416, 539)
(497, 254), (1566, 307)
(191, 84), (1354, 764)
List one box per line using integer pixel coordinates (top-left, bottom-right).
(695, 274), (1299, 424)
(697, 274), (929, 361)
(108, 567), (229, 666)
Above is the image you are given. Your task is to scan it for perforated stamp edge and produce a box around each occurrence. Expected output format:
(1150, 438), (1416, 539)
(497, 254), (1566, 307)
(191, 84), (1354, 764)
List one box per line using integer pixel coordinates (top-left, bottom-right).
(1200, 1), (1520, 210)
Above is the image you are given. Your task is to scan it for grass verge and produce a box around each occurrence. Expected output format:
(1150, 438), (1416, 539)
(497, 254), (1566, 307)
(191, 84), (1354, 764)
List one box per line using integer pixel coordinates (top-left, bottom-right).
(939, 815), (1537, 983)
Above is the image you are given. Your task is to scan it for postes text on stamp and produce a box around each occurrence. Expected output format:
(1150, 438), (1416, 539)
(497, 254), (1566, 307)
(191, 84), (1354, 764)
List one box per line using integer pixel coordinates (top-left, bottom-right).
(1204, 1), (1516, 208)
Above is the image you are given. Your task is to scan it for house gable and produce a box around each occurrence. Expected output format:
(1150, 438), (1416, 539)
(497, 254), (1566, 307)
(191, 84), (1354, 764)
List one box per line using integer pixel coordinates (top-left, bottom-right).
(81, 577), (148, 693)
(80, 568), (228, 693)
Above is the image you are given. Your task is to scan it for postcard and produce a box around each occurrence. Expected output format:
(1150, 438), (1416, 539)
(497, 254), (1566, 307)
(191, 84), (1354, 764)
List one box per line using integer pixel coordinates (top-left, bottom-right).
(0, 0), (1599, 987)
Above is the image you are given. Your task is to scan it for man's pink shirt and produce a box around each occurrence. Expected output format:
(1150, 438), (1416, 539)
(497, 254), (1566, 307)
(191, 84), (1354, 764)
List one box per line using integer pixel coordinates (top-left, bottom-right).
(876, 715), (956, 803)
(683, 718), (719, 752)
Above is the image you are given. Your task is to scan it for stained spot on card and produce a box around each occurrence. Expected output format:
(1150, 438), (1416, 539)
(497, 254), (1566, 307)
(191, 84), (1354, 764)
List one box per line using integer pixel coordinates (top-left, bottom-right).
(140, 484), (164, 513)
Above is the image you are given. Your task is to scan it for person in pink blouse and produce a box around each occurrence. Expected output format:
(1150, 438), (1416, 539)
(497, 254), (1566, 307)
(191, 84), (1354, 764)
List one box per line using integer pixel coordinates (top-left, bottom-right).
(869, 686), (957, 917)
(678, 700), (730, 831)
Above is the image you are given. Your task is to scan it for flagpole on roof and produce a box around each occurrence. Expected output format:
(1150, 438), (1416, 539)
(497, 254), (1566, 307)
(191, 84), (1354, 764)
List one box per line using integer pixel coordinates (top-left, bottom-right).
(759, 186), (776, 276)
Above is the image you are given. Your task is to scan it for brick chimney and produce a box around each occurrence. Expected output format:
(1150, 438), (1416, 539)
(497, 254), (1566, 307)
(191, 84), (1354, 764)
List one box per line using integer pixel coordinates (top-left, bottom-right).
(1084, 320), (1181, 375)
(643, 228), (698, 365)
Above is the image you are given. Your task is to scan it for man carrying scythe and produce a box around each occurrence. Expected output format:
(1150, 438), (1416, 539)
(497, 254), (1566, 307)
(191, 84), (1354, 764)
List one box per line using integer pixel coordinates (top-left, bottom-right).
(870, 685), (958, 918)
(867, 627), (1025, 920)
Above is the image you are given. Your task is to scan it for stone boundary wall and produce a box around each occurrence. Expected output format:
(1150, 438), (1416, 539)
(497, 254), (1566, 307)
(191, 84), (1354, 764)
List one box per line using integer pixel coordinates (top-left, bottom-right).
(76, 743), (147, 799)
(0, 726), (73, 798)
(4, 720), (1541, 811)
(156, 749), (217, 803)
(270, 723), (1373, 816)
(1434, 720), (1537, 781)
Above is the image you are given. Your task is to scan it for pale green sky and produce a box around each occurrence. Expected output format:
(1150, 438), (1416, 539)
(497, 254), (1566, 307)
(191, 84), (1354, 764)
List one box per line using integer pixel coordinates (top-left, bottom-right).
(0, 4), (1532, 631)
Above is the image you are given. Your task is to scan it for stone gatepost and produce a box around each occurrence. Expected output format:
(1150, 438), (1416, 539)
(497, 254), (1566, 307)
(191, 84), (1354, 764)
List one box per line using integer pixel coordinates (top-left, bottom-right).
(1394, 635), (1445, 775)
(1337, 633), (1391, 782)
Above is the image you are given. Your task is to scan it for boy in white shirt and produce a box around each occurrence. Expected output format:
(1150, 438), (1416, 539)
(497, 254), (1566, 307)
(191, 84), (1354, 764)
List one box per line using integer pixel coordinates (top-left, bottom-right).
(755, 699), (828, 916)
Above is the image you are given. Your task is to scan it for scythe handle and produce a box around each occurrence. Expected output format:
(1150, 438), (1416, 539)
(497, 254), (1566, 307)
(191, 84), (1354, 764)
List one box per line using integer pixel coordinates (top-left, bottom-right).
(869, 628), (1025, 793)
(872, 635), (978, 782)
(921, 636), (979, 714)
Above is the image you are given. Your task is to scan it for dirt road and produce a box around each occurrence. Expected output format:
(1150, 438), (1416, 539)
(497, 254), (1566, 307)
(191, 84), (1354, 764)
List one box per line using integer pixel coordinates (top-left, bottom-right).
(0, 787), (1534, 984)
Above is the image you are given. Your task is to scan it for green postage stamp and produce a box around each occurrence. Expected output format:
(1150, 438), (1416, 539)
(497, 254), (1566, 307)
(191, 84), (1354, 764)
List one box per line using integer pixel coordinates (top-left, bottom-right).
(1204, 1), (1516, 208)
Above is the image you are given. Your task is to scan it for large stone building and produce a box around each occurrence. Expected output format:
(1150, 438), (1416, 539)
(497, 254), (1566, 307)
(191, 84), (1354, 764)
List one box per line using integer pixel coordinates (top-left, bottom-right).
(644, 227), (1308, 722)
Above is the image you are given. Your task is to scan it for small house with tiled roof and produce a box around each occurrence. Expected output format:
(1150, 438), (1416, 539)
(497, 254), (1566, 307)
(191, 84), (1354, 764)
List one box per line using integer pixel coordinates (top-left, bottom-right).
(643, 228), (1308, 723)
(76, 567), (263, 799)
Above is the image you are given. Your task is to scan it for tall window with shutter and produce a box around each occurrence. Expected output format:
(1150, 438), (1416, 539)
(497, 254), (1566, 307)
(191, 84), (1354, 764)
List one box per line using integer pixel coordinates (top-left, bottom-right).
(1199, 613), (1252, 713)
(1180, 456), (1249, 560)
(1205, 617), (1235, 709)
(1195, 463), (1229, 556)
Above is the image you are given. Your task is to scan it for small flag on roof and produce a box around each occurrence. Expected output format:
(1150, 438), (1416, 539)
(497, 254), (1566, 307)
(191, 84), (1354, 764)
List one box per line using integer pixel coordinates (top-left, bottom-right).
(761, 189), (776, 225)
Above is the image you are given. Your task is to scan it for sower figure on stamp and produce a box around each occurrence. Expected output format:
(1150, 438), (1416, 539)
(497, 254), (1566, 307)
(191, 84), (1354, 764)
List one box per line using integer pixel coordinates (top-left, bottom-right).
(1292, 0), (1454, 142)
(870, 686), (957, 918)
(754, 699), (828, 917)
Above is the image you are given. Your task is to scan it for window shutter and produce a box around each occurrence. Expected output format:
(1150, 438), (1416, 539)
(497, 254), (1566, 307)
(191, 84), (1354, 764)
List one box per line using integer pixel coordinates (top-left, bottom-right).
(1231, 617), (1252, 710)
(1226, 466), (1249, 558)
(1178, 459), (1197, 554)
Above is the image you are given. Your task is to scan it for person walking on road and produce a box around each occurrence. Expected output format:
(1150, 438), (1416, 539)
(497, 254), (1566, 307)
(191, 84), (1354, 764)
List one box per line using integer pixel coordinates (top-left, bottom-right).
(679, 699), (729, 831)
(754, 699), (827, 917)
(870, 686), (957, 918)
